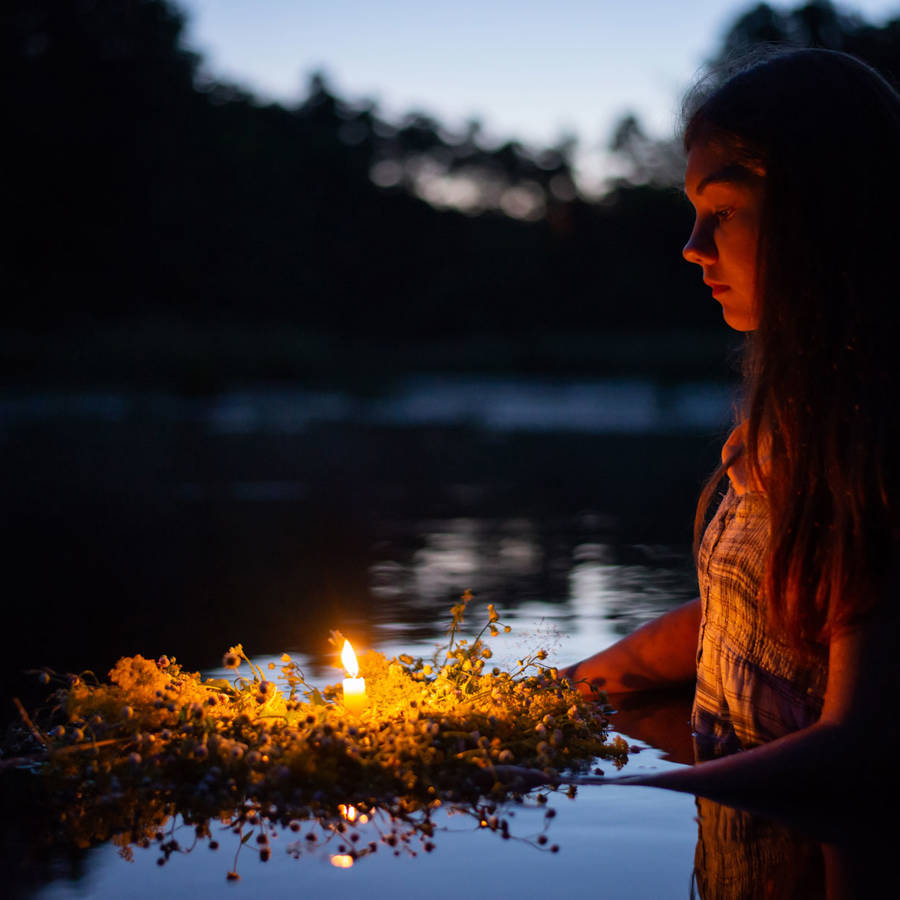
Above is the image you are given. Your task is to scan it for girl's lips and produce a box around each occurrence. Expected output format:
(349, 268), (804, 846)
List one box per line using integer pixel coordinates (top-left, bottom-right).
(705, 281), (730, 298)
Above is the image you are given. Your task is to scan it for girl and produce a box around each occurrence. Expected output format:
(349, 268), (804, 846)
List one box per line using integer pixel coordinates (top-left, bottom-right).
(564, 48), (900, 799)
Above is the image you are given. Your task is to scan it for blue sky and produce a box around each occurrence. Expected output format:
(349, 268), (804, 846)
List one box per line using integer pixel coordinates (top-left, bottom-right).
(178, 1), (900, 185)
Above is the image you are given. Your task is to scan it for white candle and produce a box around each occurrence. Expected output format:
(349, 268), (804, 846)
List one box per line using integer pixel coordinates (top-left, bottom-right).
(341, 640), (367, 713)
(342, 676), (366, 713)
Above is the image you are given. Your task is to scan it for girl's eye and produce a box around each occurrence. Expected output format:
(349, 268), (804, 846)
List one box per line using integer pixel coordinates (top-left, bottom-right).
(715, 207), (735, 222)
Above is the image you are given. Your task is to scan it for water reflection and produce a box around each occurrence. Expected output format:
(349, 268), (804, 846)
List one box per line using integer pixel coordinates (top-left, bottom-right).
(11, 679), (891, 900)
(0, 378), (734, 435)
(369, 520), (694, 618)
(692, 798), (825, 899)
(361, 516), (696, 672)
(1, 417), (709, 734)
(607, 693), (900, 900)
(689, 795), (900, 900)
(3, 381), (729, 897)
(7, 771), (592, 897)
(6, 616), (624, 896)
(370, 517), (542, 606)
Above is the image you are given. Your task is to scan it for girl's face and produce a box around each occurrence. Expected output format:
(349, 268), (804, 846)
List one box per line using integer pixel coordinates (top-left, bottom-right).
(682, 140), (766, 332)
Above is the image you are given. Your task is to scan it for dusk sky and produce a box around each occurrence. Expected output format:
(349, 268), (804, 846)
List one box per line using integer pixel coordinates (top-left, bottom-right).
(179, 1), (900, 184)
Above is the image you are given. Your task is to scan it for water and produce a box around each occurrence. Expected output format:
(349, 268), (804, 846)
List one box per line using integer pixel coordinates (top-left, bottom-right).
(0, 376), (735, 434)
(7, 377), (884, 898)
(1, 377), (724, 691)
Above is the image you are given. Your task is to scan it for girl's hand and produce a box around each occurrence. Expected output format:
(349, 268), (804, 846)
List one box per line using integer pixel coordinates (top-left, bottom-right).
(488, 766), (663, 790)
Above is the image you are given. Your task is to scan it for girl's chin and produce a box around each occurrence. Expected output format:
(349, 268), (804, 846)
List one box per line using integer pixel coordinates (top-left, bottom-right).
(721, 304), (758, 332)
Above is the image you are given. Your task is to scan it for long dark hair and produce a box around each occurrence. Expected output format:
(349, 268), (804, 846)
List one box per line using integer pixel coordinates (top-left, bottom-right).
(686, 49), (900, 644)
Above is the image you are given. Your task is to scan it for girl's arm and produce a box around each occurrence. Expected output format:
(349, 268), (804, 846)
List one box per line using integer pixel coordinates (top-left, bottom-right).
(614, 610), (900, 801)
(562, 597), (701, 694)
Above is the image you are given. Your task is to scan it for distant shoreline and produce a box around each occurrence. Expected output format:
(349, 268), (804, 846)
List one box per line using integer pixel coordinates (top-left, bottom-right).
(1, 322), (740, 391)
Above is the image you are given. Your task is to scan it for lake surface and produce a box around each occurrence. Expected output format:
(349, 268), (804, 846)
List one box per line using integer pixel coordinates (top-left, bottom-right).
(5, 377), (885, 898)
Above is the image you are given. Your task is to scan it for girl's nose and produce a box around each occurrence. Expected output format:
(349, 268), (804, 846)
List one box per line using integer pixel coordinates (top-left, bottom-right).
(682, 219), (716, 266)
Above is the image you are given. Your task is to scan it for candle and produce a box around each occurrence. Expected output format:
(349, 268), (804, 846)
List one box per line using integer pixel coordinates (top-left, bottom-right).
(341, 639), (367, 713)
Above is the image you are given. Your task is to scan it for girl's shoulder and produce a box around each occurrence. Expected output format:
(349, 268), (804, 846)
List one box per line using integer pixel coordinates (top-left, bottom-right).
(721, 421), (768, 496)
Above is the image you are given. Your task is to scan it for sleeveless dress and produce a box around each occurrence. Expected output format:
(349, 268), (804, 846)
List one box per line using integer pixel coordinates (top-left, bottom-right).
(691, 426), (829, 758)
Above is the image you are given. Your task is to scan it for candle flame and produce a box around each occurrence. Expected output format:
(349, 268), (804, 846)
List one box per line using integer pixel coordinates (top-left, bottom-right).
(341, 640), (359, 678)
(330, 854), (354, 869)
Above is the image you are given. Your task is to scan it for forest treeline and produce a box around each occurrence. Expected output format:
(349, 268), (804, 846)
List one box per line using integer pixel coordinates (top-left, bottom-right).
(4, 1), (900, 380)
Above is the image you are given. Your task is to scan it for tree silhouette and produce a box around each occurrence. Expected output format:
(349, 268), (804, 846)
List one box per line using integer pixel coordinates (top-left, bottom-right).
(710, 1), (865, 66)
(5, 0), (900, 378)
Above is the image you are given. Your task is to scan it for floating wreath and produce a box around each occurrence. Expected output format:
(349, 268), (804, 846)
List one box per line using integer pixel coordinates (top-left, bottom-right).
(4, 593), (627, 877)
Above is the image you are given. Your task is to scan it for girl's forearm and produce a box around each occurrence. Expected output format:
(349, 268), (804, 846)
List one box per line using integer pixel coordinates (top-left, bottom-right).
(618, 720), (861, 802)
(565, 598), (701, 694)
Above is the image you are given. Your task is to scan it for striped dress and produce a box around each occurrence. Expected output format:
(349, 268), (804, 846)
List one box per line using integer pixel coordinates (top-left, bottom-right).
(691, 428), (829, 758)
